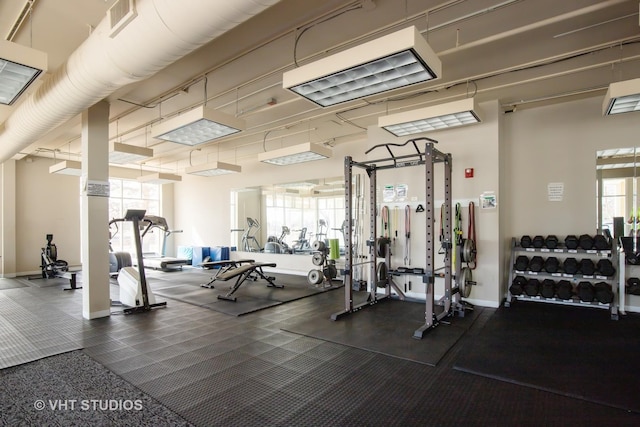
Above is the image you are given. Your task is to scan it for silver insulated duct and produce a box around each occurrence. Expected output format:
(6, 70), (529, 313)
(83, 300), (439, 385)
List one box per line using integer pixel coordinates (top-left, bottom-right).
(0, 0), (281, 162)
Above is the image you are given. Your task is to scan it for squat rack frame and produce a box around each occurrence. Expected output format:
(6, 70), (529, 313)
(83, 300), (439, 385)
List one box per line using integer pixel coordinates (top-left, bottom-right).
(331, 137), (456, 339)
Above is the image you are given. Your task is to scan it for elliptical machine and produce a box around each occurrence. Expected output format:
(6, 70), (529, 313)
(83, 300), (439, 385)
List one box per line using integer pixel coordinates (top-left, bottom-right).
(40, 234), (69, 278)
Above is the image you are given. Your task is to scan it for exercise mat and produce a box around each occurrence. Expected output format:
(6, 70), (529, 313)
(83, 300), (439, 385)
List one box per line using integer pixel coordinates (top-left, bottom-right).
(328, 239), (340, 260)
(283, 298), (481, 366)
(453, 301), (640, 413)
(149, 272), (341, 316)
(0, 292), (82, 369)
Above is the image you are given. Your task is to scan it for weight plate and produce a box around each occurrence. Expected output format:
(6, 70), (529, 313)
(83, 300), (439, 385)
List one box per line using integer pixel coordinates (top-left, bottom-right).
(376, 237), (391, 258)
(312, 240), (326, 251)
(323, 264), (337, 280)
(307, 269), (324, 285)
(312, 253), (325, 266)
(462, 239), (476, 263)
(376, 262), (388, 288)
(460, 267), (472, 298)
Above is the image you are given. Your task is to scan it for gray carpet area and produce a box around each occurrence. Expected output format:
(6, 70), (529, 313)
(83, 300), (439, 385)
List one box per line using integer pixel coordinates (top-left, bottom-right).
(0, 350), (193, 427)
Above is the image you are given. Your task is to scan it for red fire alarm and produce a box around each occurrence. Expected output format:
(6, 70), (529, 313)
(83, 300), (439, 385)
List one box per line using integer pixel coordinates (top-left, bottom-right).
(465, 168), (474, 178)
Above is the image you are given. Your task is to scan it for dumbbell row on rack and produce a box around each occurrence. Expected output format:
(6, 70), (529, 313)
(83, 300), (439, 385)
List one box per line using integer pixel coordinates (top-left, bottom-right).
(514, 255), (615, 277)
(520, 234), (611, 251)
(510, 276), (614, 303)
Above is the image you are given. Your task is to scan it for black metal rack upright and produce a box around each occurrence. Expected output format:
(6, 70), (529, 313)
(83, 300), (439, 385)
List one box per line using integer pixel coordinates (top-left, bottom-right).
(331, 138), (467, 339)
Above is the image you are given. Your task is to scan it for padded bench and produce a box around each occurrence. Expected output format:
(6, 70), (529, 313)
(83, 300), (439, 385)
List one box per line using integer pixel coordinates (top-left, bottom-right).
(199, 259), (255, 288)
(216, 262), (282, 302)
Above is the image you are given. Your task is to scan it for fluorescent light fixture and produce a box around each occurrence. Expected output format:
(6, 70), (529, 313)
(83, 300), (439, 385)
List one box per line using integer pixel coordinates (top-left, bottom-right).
(152, 105), (245, 145)
(283, 26), (441, 107)
(185, 161), (242, 176)
(258, 142), (332, 166)
(0, 40), (47, 106)
(49, 160), (82, 176)
(603, 78), (640, 115)
(137, 172), (182, 184)
(379, 98), (481, 136)
(109, 142), (153, 164)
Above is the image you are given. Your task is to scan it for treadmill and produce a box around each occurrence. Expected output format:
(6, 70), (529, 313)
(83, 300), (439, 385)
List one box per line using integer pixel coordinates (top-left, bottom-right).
(140, 215), (191, 271)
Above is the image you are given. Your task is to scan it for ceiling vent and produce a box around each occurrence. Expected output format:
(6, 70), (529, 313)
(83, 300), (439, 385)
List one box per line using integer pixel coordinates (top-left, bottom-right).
(108, 0), (137, 38)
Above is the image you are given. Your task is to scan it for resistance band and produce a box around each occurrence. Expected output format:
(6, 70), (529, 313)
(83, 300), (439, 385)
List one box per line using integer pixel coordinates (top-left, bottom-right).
(468, 201), (477, 270)
(393, 206), (399, 245)
(404, 205), (411, 265)
(453, 203), (462, 266)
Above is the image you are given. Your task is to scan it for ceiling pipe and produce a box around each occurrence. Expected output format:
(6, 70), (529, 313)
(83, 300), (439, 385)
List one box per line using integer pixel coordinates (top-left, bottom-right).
(0, 0), (281, 163)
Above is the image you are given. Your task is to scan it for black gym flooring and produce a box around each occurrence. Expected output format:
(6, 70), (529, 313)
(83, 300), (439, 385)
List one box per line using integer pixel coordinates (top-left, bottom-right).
(1, 272), (640, 426)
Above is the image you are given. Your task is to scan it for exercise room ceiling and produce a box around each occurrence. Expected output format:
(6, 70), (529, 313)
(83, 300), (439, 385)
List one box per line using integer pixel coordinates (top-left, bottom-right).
(1, 0), (639, 173)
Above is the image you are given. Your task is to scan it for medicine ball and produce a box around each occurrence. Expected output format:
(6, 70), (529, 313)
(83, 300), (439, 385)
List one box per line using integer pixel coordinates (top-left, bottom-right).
(627, 277), (640, 295)
(544, 257), (559, 273)
(596, 259), (615, 277)
(579, 258), (595, 276)
(524, 278), (540, 297)
(556, 280), (573, 300)
(540, 279), (556, 298)
(594, 282), (614, 304)
(578, 234), (594, 250)
(510, 276), (527, 296)
(545, 235), (559, 249)
(529, 256), (544, 272)
(532, 235), (545, 248)
(514, 255), (529, 271)
(564, 235), (579, 250)
(593, 234), (610, 251)
(576, 281), (595, 302)
(520, 235), (532, 248)
(563, 257), (579, 275)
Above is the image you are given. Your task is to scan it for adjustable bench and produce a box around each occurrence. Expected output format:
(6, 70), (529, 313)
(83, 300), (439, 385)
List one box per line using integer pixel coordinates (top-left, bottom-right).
(216, 262), (282, 302)
(199, 259), (255, 288)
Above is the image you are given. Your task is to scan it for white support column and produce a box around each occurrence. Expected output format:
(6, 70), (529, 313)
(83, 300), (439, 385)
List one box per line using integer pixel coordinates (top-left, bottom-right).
(81, 101), (111, 319)
(1, 160), (17, 277)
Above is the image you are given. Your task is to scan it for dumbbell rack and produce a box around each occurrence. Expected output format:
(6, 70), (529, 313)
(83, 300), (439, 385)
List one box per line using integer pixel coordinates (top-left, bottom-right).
(505, 237), (619, 320)
(617, 251), (640, 316)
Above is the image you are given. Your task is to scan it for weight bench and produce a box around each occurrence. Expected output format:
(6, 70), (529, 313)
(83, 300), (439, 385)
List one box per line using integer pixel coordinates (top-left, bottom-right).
(199, 259), (255, 288)
(216, 262), (281, 302)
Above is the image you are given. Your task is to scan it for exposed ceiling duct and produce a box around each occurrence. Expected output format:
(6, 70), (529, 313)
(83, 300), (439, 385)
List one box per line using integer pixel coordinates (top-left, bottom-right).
(0, 0), (281, 163)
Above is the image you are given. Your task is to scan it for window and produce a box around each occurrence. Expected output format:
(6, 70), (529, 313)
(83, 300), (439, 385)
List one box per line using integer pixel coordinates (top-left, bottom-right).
(109, 178), (161, 256)
(265, 192), (345, 246)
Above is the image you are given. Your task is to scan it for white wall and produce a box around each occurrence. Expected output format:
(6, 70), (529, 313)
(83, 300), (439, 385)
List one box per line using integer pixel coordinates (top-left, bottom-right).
(504, 96), (638, 236)
(16, 157), (82, 274)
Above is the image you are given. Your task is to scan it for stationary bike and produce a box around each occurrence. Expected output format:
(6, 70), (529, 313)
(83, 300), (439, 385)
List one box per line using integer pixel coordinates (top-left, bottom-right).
(40, 234), (69, 278)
